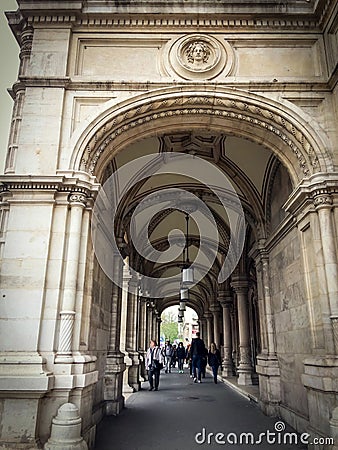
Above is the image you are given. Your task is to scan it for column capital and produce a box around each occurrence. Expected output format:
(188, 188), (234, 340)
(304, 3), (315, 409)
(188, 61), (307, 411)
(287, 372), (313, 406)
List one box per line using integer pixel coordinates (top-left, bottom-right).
(139, 296), (148, 304)
(209, 303), (221, 314)
(218, 290), (233, 307)
(203, 311), (212, 320)
(68, 192), (87, 207)
(231, 277), (249, 293)
(313, 191), (333, 210)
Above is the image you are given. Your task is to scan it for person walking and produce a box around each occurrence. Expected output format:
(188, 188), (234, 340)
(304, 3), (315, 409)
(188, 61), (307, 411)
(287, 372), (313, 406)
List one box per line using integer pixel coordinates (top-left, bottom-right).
(145, 339), (164, 391)
(163, 340), (174, 373)
(208, 342), (222, 384)
(186, 343), (192, 377)
(176, 342), (186, 373)
(190, 332), (206, 383)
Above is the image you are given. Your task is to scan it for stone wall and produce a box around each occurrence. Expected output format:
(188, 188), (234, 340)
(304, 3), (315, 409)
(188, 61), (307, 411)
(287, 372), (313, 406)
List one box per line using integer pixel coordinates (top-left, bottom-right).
(269, 226), (313, 427)
(88, 257), (112, 421)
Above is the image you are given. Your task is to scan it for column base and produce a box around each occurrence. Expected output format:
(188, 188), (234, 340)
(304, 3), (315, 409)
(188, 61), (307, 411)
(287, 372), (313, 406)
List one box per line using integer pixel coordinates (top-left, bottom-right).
(128, 352), (141, 392)
(222, 357), (234, 378)
(105, 396), (125, 416)
(222, 367), (234, 378)
(237, 371), (253, 385)
(122, 353), (134, 394)
(0, 440), (41, 450)
(256, 353), (281, 415)
(104, 352), (126, 416)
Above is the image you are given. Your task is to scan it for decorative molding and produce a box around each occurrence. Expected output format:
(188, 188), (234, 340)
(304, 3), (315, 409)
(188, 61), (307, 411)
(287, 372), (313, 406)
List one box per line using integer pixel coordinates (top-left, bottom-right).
(25, 15), (323, 31)
(80, 92), (323, 178)
(166, 34), (234, 80)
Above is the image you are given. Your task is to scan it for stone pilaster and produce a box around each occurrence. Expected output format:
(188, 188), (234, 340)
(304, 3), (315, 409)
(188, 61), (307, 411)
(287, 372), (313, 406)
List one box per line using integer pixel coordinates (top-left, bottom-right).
(126, 275), (141, 391)
(219, 291), (234, 377)
(157, 316), (162, 346)
(231, 278), (253, 385)
(56, 193), (87, 363)
(251, 244), (281, 414)
(204, 312), (213, 348)
(146, 302), (153, 346)
(104, 253), (126, 415)
(200, 318), (207, 342)
(138, 297), (147, 382)
(119, 265), (133, 394)
(314, 192), (338, 354)
(209, 303), (221, 348)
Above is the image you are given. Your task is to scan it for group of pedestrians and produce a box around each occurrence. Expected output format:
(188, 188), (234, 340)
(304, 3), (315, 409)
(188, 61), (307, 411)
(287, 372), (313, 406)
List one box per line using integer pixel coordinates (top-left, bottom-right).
(145, 332), (222, 391)
(162, 340), (186, 373)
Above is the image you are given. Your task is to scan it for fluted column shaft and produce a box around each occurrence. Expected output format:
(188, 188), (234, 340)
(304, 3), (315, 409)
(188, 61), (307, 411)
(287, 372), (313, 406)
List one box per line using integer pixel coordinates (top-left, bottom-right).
(56, 193), (86, 362)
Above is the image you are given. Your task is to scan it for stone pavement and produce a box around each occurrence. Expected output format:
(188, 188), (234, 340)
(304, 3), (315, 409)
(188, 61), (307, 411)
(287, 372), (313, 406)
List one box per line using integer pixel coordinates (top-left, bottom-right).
(95, 368), (307, 450)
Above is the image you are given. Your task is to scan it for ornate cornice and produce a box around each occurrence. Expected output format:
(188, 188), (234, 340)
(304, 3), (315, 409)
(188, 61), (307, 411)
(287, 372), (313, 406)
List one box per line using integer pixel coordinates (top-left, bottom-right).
(0, 175), (99, 199)
(8, 1), (335, 37)
(19, 14), (323, 32)
(283, 172), (338, 217)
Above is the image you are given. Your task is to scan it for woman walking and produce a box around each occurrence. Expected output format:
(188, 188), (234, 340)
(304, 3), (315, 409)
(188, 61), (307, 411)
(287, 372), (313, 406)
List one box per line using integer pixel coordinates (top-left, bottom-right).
(145, 339), (164, 391)
(177, 342), (186, 373)
(208, 342), (222, 384)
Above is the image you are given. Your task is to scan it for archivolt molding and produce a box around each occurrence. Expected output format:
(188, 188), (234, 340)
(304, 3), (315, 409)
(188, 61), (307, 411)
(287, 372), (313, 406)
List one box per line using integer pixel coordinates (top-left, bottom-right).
(74, 88), (331, 183)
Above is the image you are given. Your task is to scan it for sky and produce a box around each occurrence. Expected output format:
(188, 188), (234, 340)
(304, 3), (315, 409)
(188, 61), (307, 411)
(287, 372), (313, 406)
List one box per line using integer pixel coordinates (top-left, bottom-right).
(0, 0), (19, 174)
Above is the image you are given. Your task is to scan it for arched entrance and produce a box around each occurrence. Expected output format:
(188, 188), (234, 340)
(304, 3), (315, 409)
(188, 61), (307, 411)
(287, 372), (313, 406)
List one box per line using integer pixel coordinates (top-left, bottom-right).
(62, 86), (336, 443)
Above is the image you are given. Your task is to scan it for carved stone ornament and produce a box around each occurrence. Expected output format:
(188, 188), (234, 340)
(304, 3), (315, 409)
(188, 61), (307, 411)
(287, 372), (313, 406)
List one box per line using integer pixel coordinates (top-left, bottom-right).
(167, 34), (233, 80)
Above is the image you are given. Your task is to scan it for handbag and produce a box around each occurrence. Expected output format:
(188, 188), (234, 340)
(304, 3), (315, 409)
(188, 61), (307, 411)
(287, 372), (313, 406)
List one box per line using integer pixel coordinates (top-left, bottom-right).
(153, 360), (163, 370)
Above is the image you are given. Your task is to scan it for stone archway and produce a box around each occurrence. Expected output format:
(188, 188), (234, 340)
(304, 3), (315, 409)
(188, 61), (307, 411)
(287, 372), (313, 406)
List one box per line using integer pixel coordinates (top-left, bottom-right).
(66, 86), (337, 441)
(69, 86), (333, 184)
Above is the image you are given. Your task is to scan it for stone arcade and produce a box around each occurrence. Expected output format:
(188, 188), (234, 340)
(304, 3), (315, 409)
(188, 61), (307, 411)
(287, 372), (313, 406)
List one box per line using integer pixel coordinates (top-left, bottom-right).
(0, 0), (337, 448)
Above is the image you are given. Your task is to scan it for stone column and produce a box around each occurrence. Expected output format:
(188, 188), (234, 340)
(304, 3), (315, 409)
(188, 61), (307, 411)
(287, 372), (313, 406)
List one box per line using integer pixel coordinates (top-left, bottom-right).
(138, 297), (147, 353)
(219, 291), (234, 377)
(104, 253), (126, 415)
(56, 193), (86, 363)
(126, 275), (141, 391)
(231, 304), (239, 368)
(152, 308), (158, 341)
(231, 278), (253, 385)
(146, 303), (153, 345)
(209, 304), (221, 348)
(138, 297), (147, 382)
(200, 318), (207, 342)
(119, 265), (133, 394)
(314, 193), (338, 353)
(252, 244), (281, 414)
(157, 316), (162, 345)
(204, 312), (213, 348)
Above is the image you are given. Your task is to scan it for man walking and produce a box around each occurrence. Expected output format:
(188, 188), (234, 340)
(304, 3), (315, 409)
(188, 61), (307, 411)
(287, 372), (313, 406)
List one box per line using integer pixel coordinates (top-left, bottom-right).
(163, 340), (174, 373)
(190, 332), (206, 383)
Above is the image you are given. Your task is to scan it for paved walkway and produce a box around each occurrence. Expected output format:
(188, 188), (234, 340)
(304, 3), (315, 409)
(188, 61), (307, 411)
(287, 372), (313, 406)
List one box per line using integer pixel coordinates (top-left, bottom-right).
(95, 368), (307, 450)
